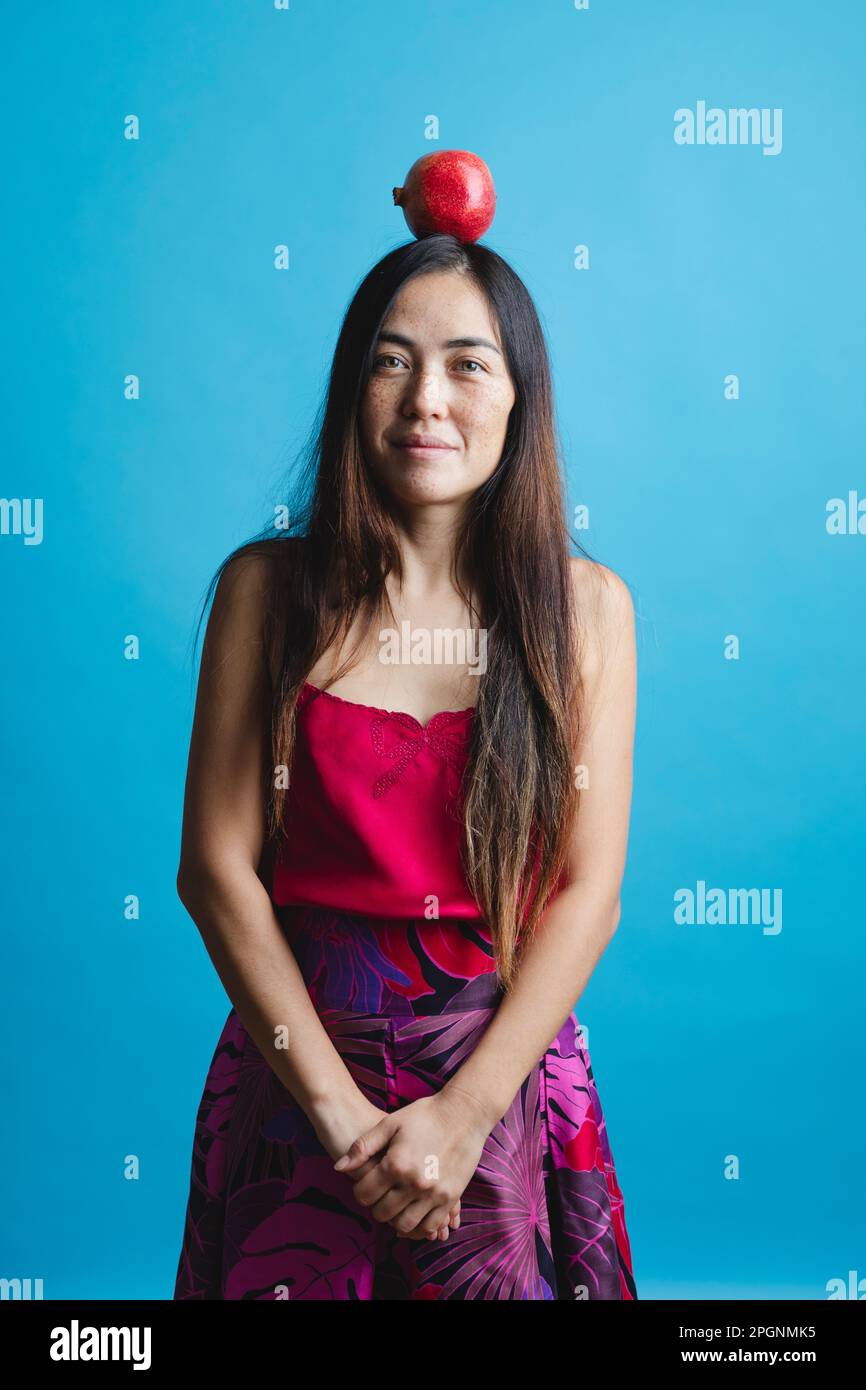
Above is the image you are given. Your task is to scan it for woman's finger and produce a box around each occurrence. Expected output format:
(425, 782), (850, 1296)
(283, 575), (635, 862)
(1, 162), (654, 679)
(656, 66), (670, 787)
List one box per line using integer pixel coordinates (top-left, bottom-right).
(398, 1197), (461, 1240)
(333, 1115), (396, 1171)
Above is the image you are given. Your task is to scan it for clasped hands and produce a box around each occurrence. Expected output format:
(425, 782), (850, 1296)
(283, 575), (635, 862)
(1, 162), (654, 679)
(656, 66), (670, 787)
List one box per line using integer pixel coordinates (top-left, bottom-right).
(319, 1084), (493, 1243)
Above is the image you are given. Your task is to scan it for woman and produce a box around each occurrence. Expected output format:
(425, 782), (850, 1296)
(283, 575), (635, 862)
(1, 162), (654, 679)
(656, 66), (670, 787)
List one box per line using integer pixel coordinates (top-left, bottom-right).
(172, 233), (638, 1300)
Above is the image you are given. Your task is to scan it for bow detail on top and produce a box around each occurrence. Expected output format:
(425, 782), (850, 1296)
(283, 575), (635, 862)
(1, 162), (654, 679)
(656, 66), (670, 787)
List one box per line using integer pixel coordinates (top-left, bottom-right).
(369, 709), (472, 799)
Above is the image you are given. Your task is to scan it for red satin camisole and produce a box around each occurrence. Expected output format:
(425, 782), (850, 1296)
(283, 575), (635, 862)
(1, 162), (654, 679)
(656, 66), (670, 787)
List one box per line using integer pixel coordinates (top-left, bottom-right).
(271, 682), (482, 919)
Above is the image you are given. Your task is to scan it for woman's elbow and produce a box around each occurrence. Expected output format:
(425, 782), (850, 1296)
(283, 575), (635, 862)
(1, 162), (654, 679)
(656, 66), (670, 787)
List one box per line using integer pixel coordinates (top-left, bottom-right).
(176, 854), (260, 913)
(557, 882), (622, 941)
(175, 859), (223, 911)
(176, 862), (203, 910)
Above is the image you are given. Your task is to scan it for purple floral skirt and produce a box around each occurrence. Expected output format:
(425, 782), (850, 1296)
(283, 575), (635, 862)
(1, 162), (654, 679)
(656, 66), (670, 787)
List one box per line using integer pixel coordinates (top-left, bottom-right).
(172, 904), (637, 1300)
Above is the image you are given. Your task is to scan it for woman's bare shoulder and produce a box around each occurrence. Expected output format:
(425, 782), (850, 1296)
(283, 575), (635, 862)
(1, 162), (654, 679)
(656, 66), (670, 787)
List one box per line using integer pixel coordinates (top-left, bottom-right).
(568, 556), (633, 623)
(216, 536), (304, 600)
(568, 556), (635, 693)
(211, 541), (275, 613)
(207, 537), (305, 683)
(224, 533), (304, 572)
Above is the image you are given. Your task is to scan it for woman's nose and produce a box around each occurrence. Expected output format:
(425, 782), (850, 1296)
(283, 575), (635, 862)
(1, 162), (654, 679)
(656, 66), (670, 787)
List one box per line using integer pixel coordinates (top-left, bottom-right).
(403, 370), (445, 413)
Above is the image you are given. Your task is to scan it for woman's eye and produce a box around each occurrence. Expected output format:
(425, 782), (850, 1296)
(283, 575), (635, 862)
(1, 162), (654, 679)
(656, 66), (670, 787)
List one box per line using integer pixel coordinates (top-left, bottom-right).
(456, 359), (484, 373)
(374, 354), (404, 369)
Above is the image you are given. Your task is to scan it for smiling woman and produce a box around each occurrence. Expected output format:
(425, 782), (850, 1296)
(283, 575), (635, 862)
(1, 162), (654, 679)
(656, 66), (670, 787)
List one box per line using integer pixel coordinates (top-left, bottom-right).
(172, 233), (638, 1300)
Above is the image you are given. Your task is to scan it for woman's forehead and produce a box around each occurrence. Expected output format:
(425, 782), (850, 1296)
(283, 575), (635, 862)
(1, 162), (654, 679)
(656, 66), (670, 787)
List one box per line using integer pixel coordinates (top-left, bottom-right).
(384, 275), (500, 344)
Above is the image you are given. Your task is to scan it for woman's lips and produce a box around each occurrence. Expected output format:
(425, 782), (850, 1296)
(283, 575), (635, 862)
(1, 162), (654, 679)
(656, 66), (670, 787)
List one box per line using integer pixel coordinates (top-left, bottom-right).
(391, 442), (457, 458)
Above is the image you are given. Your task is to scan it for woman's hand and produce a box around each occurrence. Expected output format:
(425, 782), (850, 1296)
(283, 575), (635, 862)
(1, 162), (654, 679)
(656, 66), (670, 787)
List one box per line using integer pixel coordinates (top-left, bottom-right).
(332, 1086), (493, 1241)
(311, 1087), (461, 1242)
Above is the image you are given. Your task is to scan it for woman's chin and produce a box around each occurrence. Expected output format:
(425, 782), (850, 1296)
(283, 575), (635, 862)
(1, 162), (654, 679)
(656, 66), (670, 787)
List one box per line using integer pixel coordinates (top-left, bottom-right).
(371, 465), (464, 506)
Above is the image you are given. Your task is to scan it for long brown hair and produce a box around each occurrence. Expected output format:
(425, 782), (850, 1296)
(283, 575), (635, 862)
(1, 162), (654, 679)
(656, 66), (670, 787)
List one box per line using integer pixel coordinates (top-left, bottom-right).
(190, 234), (595, 991)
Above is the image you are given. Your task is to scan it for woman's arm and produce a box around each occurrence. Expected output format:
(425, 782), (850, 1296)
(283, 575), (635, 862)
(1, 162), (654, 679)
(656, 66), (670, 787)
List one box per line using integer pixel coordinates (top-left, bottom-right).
(175, 551), (382, 1157)
(441, 559), (638, 1128)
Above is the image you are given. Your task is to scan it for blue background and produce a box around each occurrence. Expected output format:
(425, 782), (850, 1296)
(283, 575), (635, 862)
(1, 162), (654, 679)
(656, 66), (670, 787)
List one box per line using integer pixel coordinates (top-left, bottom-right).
(2, 0), (864, 1300)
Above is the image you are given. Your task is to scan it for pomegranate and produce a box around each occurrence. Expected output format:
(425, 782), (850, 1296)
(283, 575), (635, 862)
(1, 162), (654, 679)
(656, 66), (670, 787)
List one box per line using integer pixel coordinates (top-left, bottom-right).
(392, 150), (496, 242)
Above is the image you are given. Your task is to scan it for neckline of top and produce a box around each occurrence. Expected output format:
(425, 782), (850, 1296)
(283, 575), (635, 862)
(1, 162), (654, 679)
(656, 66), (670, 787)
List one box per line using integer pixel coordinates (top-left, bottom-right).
(301, 681), (477, 731)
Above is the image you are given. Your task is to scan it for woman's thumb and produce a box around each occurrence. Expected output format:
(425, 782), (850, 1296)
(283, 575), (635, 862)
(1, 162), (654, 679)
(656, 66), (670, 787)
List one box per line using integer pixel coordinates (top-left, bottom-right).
(333, 1117), (393, 1170)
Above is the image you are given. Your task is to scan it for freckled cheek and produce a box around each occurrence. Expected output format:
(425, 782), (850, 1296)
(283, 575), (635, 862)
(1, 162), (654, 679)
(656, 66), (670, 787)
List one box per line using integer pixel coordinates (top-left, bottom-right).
(359, 388), (390, 442)
(364, 381), (391, 403)
(362, 384), (396, 426)
(461, 391), (514, 444)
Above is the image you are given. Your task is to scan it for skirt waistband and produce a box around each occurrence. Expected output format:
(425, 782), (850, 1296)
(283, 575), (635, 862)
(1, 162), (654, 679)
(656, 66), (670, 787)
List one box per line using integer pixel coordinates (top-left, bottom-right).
(274, 901), (503, 1017)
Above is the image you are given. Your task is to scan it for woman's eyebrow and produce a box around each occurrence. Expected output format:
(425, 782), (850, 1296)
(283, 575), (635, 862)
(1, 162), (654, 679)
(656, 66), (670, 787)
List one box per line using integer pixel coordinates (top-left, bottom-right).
(377, 330), (502, 356)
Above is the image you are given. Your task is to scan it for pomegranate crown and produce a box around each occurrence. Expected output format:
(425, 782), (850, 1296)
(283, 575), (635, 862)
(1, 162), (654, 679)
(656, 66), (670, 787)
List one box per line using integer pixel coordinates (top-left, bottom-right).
(391, 150), (496, 244)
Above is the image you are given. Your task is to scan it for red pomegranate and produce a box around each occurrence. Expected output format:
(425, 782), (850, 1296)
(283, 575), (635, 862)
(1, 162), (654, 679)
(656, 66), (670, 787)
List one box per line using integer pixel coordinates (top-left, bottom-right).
(392, 150), (496, 242)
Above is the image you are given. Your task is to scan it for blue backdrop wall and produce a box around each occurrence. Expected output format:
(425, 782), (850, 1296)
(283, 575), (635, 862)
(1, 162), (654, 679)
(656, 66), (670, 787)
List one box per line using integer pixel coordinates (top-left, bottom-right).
(2, 0), (864, 1300)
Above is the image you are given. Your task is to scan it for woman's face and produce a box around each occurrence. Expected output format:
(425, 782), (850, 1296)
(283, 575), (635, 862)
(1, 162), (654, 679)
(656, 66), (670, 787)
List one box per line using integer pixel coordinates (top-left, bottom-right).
(359, 270), (516, 508)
